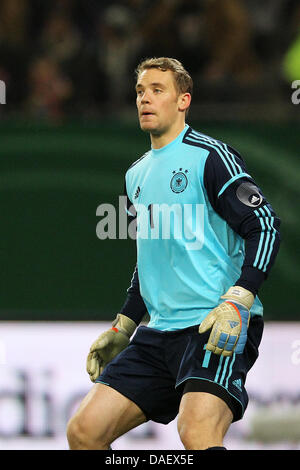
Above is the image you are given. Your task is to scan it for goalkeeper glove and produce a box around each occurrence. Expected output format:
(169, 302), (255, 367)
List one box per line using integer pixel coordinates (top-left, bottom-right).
(198, 286), (254, 356)
(86, 313), (137, 382)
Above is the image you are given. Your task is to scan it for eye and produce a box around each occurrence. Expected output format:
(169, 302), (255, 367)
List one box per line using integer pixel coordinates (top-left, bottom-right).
(154, 88), (162, 93)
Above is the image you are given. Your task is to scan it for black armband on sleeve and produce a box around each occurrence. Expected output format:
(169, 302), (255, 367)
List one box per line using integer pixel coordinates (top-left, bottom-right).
(204, 149), (281, 296)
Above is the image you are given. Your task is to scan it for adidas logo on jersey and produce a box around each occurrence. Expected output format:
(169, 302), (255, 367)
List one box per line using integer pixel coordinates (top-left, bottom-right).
(134, 186), (141, 199)
(232, 378), (242, 392)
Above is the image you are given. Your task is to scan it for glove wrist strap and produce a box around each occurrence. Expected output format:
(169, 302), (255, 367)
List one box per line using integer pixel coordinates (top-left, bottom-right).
(112, 313), (137, 338)
(221, 286), (254, 310)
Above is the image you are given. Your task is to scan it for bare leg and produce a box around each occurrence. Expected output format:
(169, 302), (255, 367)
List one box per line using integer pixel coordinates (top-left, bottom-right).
(67, 383), (147, 449)
(177, 391), (233, 450)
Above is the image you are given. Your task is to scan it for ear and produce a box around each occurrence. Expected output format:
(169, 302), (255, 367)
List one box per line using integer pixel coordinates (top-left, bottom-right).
(178, 93), (191, 113)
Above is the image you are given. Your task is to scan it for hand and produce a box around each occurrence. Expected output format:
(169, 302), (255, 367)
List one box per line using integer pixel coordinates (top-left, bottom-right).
(198, 286), (254, 356)
(86, 314), (137, 382)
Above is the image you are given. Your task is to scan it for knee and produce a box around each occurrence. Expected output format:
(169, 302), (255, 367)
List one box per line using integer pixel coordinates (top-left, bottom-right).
(66, 415), (109, 450)
(178, 419), (202, 450)
(66, 416), (90, 449)
(177, 415), (221, 450)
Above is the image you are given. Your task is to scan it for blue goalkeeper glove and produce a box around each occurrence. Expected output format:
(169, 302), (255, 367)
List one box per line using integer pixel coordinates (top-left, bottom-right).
(198, 286), (254, 356)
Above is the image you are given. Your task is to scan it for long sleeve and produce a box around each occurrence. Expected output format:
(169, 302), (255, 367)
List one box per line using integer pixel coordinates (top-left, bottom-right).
(120, 264), (148, 324)
(204, 146), (281, 296)
(119, 180), (147, 325)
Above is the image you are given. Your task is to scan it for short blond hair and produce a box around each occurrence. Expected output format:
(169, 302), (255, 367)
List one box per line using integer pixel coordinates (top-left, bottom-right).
(135, 57), (193, 97)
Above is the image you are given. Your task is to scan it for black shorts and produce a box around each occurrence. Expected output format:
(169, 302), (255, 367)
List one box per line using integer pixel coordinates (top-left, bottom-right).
(96, 315), (263, 424)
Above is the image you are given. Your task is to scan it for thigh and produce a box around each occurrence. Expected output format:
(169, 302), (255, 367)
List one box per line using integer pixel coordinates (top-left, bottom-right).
(177, 391), (233, 449)
(72, 383), (147, 442)
(178, 391), (233, 430)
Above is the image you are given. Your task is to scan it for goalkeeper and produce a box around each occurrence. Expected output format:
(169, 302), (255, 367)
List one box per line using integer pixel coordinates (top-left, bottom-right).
(67, 57), (281, 450)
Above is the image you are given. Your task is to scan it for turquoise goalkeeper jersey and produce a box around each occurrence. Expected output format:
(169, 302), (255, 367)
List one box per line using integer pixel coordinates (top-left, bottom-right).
(123, 124), (280, 331)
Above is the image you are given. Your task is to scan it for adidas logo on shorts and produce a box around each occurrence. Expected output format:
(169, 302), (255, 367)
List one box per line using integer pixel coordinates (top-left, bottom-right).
(232, 378), (242, 392)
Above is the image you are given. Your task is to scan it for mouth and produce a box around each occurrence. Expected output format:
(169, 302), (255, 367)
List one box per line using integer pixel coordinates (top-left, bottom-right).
(141, 111), (155, 117)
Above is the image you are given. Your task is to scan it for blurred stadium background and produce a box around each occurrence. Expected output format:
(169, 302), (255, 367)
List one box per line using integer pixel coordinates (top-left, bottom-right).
(0, 0), (299, 450)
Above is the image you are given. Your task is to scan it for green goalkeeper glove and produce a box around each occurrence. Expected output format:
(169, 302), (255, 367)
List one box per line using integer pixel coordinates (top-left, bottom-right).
(86, 314), (137, 382)
(198, 286), (254, 356)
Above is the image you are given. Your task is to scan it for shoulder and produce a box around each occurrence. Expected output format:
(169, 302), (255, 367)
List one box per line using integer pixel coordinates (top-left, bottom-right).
(184, 126), (242, 159)
(184, 127), (247, 178)
(126, 150), (151, 174)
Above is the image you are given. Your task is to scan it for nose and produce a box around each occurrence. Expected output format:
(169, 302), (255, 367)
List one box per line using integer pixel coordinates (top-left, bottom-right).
(140, 90), (151, 103)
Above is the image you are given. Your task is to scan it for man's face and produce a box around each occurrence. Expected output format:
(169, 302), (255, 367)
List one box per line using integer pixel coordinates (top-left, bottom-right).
(136, 68), (182, 135)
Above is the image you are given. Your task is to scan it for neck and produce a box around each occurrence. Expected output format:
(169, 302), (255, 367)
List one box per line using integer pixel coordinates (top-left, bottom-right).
(150, 121), (186, 149)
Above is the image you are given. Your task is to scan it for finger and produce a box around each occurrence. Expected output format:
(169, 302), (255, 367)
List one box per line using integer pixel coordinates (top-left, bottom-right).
(205, 343), (223, 355)
(223, 334), (238, 354)
(205, 324), (224, 354)
(215, 346), (225, 355)
(198, 311), (217, 334)
(234, 332), (247, 354)
(222, 349), (233, 357)
(86, 352), (94, 374)
(91, 354), (100, 376)
(87, 353), (99, 377)
(205, 342), (215, 353)
(213, 331), (237, 356)
(90, 360), (100, 382)
(90, 371), (97, 383)
(92, 364), (102, 382)
(90, 335), (110, 353)
(216, 332), (229, 351)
